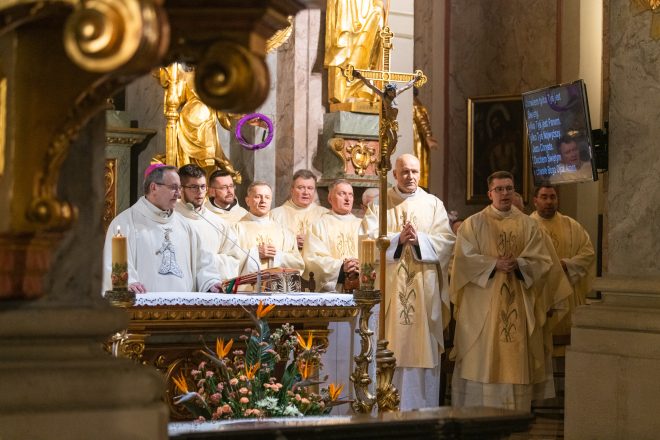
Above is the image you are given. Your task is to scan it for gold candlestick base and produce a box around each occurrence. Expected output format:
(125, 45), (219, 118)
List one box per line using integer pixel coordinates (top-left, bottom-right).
(104, 289), (135, 307)
(350, 289), (380, 413)
(376, 339), (400, 412)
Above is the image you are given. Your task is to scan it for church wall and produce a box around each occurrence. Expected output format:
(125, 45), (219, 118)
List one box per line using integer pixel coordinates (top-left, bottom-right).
(414, 0), (448, 199)
(125, 73), (166, 191)
(446, 0), (558, 218)
(607, 0), (660, 276)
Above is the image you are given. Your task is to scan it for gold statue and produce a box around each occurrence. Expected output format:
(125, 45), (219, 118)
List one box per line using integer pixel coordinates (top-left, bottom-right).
(324, 0), (385, 112)
(412, 89), (438, 188)
(158, 62), (241, 183)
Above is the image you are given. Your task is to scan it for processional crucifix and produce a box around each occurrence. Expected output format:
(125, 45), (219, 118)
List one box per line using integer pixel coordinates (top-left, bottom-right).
(343, 26), (427, 414)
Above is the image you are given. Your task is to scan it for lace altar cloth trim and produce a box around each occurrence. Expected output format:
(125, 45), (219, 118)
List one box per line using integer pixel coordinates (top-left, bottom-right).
(134, 292), (356, 307)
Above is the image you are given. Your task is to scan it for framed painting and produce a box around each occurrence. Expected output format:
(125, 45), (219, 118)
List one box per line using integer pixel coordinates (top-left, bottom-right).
(466, 95), (529, 204)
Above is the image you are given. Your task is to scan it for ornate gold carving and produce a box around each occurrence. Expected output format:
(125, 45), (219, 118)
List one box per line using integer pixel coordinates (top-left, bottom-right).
(266, 15), (294, 53)
(375, 339), (400, 412)
(103, 158), (117, 231)
(27, 77), (125, 231)
(108, 330), (147, 362)
(329, 137), (378, 177)
(194, 41), (270, 113)
(63, 0), (168, 72)
(346, 140), (377, 176)
(129, 306), (358, 323)
(351, 289), (380, 413)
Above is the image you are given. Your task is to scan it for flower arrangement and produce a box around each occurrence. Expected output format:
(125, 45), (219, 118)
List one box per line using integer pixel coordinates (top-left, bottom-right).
(172, 301), (345, 420)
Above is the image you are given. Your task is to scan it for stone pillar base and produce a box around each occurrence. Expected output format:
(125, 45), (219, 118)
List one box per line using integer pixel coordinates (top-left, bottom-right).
(0, 306), (168, 440)
(565, 276), (660, 440)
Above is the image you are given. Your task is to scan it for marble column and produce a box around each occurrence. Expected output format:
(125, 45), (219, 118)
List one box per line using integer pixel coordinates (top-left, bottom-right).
(414, 0), (448, 199)
(565, 1), (660, 438)
(275, 9), (324, 205)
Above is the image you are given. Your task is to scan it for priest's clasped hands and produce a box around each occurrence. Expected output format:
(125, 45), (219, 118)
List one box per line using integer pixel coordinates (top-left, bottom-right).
(342, 257), (359, 274)
(495, 255), (519, 273)
(399, 221), (419, 246)
(258, 243), (277, 261)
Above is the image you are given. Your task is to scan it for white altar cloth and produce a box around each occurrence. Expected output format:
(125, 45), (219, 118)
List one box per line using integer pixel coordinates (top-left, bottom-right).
(134, 292), (357, 308)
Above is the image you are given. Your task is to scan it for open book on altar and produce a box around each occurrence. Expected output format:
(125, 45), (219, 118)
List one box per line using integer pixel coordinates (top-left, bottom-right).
(221, 267), (315, 293)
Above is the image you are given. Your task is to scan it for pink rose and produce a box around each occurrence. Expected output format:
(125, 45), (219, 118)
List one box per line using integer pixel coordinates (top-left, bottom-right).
(239, 387), (249, 395)
(205, 370), (214, 378)
(229, 378), (239, 386)
(301, 398), (310, 405)
(221, 404), (232, 414)
(239, 397), (249, 404)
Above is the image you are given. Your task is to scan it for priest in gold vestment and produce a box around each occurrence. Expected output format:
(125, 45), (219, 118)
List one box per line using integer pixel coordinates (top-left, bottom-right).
(234, 181), (304, 275)
(270, 169), (329, 250)
(530, 185), (596, 336)
(450, 171), (560, 411)
(362, 154), (455, 410)
(303, 180), (361, 292)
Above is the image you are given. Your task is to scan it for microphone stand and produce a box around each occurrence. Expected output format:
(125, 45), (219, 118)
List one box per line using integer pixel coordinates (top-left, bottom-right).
(185, 202), (264, 294)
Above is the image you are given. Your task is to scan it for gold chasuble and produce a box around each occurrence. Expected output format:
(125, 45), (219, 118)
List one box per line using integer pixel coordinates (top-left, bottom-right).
(233, 213), (304, 275)
(530, 211), (596, 335)
(303, 211), (362, 292)
(363, 187), (455, 369)
(451, 205), (563, 409)
(270, 200), (329, 238)
(204, 199), (248, 226)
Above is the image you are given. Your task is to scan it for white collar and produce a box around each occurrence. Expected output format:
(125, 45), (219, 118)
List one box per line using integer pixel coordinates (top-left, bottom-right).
(247, 212), (271, 224)
(394, 185), (418, 199)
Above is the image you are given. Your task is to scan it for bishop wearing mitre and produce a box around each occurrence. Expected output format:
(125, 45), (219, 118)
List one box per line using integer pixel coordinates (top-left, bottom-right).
(303, 180), (361, 292)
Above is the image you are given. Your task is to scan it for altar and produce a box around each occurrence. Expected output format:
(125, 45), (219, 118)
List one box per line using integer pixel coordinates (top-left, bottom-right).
(108, 292), (359, 420)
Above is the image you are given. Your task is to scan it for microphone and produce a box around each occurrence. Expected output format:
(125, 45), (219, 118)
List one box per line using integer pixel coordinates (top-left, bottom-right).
(185, 202), (264, 294)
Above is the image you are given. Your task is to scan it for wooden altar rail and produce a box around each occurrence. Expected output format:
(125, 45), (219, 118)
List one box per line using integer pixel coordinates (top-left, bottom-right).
(107, 292), (359, 420)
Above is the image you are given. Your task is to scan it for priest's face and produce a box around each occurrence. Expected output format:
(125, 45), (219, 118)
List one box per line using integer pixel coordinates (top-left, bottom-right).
(246, 184), (272, 217)
(533, 187), (558, 219)
(150, 170), (181, 211)
(210, 175), (236, 208)
(393, 155), (420, 194)
(328, 182), (354, 215)
(291, 177), (316, 208)
(181, 176), (207, 209)
(488, 177), (515, 211)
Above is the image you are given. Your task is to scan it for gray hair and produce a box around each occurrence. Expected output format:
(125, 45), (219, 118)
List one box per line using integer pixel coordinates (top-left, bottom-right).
(144, 165), (177, 194)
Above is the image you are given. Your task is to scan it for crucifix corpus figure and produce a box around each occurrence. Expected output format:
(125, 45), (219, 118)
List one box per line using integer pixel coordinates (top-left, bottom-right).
(348, 67), (425, 170)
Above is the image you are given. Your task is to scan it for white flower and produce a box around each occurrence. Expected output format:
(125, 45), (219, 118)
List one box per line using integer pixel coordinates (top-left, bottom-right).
(283, 404), (303, 417)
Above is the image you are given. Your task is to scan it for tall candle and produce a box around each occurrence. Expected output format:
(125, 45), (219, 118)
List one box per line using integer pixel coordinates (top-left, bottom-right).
(111, 226), (128, 290)
(359, 237), (376, 290)
(359, 237), (375, 265)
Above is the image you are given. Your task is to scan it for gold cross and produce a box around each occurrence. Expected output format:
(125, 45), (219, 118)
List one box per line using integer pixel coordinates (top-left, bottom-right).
(341, 27), (426, 88)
